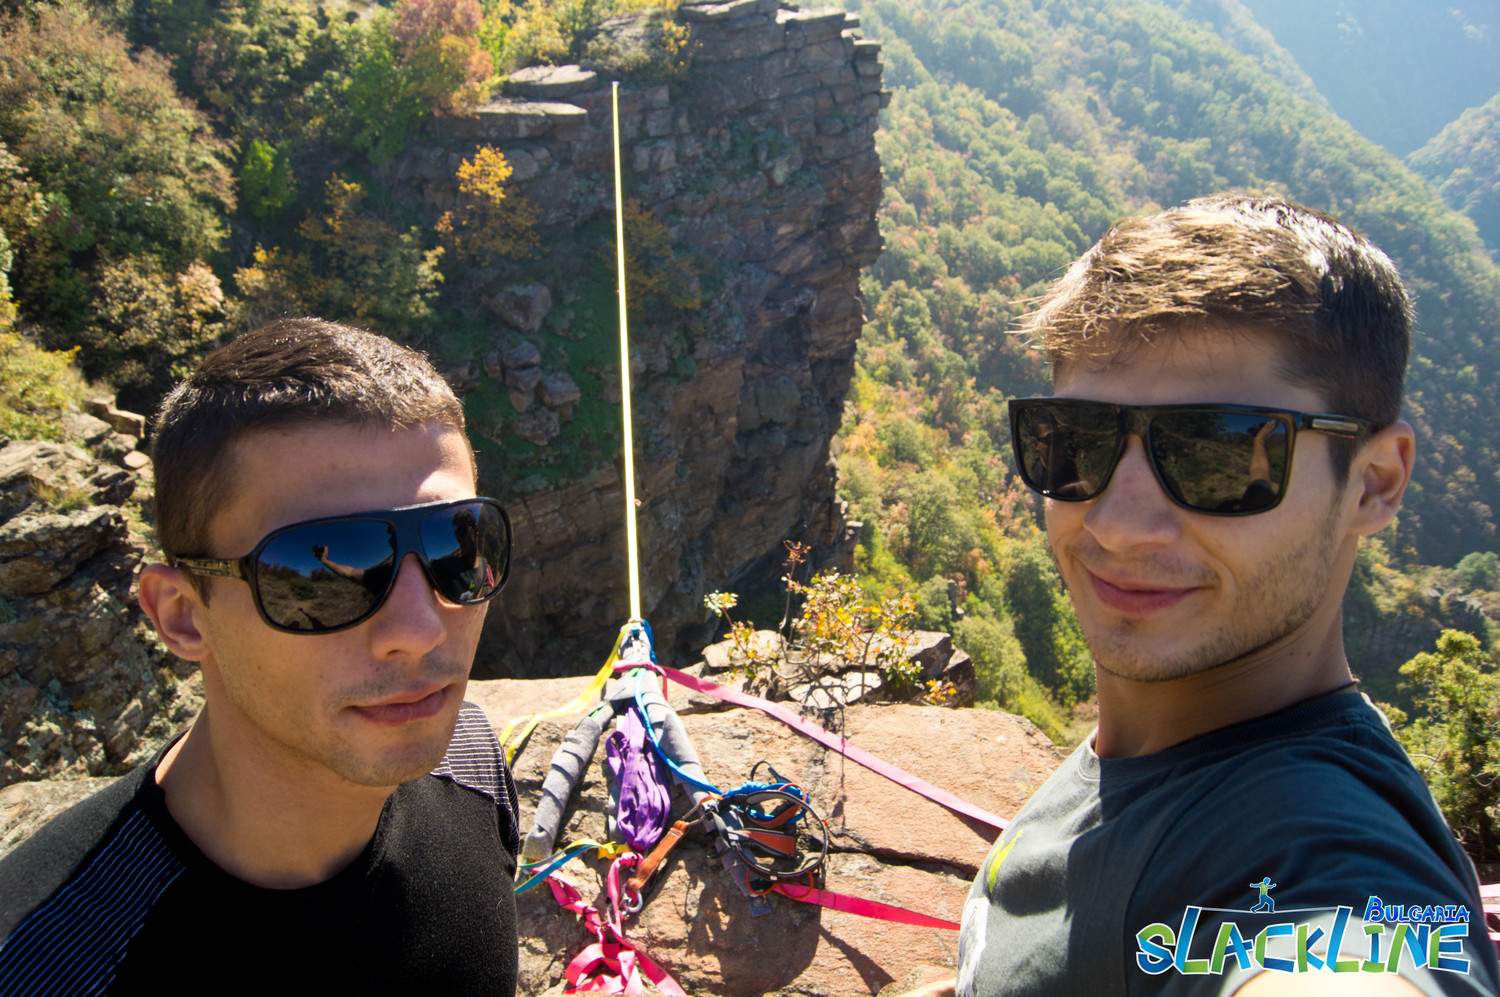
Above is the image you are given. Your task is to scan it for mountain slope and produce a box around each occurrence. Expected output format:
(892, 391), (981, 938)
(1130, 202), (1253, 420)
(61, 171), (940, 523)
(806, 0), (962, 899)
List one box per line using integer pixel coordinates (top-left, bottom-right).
(1410, 93), (1500, 261)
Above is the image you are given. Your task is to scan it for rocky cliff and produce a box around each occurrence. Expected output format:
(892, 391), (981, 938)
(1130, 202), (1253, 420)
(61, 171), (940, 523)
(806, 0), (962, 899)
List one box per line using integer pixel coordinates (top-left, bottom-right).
(371, 0), (886, 676)
(0, 419), (200, 787)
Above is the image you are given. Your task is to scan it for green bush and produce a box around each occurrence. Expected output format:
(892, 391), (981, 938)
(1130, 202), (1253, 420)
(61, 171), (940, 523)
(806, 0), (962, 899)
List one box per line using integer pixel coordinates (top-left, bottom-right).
(1002, 537), (1095, 708)
(240, 139), (296, 220)
(1386, 629), (1500, 861)
(0, 330), (86, 442)
(83, 255), (229, 413)
(0, 6), (234, 336)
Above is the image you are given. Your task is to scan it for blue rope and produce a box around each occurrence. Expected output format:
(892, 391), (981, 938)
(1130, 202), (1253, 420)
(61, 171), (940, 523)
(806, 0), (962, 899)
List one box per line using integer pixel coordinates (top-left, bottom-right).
(632, 666), (720, 795)
(515, 841), (599, 894)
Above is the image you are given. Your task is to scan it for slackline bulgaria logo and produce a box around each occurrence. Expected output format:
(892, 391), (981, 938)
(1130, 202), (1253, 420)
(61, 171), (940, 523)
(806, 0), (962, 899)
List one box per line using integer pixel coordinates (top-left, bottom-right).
(1134, 877), (1474, 978)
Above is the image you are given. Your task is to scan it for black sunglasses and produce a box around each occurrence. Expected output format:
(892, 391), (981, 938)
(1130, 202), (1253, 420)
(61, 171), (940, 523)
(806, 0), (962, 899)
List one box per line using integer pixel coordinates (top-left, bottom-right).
(1008, 398), (1373, 515)
(173, 498), (511, 634)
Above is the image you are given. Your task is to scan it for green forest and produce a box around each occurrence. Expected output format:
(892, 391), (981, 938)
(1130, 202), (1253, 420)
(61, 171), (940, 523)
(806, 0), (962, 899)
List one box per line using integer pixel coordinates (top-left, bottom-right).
(5, 0), (1500, 852)
(816, 0), (1500, 746)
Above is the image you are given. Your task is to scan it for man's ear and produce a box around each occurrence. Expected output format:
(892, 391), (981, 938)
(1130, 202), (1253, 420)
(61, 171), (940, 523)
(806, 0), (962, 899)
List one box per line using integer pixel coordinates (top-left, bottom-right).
(1347, 420), (1416, 537)
(138, 564), (212, 661)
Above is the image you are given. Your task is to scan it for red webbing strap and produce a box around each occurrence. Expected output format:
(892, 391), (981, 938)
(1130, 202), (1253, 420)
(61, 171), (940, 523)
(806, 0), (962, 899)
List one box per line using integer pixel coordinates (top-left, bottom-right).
(769, 880), (960, 930)
(658, 665), (1008, 832)
(546, 869), (686, 996)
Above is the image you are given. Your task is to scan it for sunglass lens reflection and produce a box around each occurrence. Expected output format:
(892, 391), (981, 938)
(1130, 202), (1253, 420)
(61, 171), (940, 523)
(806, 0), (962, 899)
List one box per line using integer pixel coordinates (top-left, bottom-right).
(255, 520), (396, 631)
(1019, 404), (1120, 500)
(420, 502), (507, 604)
(1150, 412), (1288, 513)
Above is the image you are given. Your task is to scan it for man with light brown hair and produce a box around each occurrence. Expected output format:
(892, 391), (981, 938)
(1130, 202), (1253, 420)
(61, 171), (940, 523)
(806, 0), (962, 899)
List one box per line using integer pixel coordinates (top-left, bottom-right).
(0, 319), (521, 994)
(943, 194), (1498, 996)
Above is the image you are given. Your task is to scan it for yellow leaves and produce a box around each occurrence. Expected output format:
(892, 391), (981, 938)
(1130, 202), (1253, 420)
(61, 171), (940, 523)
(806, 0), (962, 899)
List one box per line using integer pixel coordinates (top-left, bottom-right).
(456, 145), (514, 204)
(436, 145), (539, 263)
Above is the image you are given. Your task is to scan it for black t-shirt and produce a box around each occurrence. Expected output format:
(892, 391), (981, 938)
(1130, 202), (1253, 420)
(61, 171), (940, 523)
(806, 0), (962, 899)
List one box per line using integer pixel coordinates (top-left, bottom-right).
(0, 702), (520, 996)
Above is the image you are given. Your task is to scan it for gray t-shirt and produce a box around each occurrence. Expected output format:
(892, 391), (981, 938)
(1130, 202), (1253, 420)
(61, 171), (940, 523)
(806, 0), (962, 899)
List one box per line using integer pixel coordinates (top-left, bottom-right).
(956, 691), (1499, 996)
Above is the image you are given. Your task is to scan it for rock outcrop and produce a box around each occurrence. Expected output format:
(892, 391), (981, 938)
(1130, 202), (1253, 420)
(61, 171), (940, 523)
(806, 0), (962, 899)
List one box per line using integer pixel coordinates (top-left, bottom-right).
(373, 0), (886, 675)
(0, 434), (199, 788)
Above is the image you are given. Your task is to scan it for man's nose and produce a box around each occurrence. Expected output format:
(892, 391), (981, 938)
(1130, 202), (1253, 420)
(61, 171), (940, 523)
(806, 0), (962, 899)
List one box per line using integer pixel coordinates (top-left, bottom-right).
(367, 552), (447, 658)
(1079, 436), (1182, 550)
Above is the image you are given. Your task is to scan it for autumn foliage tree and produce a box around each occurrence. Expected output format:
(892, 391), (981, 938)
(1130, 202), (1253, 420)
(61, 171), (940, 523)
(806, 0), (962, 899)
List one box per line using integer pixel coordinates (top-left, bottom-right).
(394, 0), (493, 112)
(435, 145), (540, 263)
(0, 5), (234, 408)
(346, 0), (492, 162)
(236, 175), (444, 338)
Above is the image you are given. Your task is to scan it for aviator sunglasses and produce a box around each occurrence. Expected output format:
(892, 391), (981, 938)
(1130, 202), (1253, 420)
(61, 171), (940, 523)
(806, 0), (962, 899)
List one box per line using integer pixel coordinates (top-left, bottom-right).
(172, 497), (511, 634)
(1008, 398), (1373, 515)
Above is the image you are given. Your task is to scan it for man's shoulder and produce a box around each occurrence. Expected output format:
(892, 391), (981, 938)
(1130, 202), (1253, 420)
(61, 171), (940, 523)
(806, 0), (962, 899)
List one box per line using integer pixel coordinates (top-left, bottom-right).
(420, 701), (521, 857)
(1127, 695), (1481, 917)
(0, 765), (159, 933)
(429, 701), (509, 800)
(0, 762), (186, 995)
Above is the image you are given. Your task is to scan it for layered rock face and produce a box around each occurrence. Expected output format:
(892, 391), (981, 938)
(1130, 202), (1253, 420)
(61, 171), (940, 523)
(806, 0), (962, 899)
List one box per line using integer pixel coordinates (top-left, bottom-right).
(0, 430), (200, 787)
(373, 0), (886, 675)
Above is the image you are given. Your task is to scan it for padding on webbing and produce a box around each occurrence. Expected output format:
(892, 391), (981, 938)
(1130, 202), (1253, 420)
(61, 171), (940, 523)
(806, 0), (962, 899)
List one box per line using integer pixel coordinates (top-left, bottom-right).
(628, 667), (717, 797)
(499, 625), (627, 765)
(521, 709), (607, 865)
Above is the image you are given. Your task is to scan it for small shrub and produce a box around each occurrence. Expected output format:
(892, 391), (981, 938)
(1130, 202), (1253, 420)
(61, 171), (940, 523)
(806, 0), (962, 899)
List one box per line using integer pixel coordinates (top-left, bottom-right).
(0, 330), (86, 442)
(705, 541), (927, 702)
(603, 198), (700, 312)
(435, 146), (540, 263)
(81, 255), (228, 413)
(240, 139), (296, 221)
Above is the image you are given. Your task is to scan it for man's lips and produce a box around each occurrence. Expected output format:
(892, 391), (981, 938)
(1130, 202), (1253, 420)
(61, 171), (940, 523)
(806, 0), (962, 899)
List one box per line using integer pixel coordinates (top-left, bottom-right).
(1088, 571), (1198, 615)
(349, 685), (452, 725)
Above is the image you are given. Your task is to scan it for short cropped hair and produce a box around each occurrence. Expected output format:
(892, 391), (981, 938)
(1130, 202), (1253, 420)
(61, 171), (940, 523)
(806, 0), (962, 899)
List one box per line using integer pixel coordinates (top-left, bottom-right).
(1022, 193), (1411, 476)
(151, 318), (467, 577)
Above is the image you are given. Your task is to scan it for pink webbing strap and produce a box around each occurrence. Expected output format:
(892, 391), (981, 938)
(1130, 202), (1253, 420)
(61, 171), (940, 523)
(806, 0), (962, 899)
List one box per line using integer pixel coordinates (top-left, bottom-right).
(1482, 884), (1500, 944)
(546, 862), (687, 996)
(769, 880), (960, 930)
(658, 665), (1008, 832)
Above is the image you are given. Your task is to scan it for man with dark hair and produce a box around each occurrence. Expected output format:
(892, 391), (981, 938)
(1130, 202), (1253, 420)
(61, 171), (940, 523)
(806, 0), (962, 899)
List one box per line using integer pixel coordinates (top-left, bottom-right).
(933, 195), (1499, 996)
(0, 318), (522, 994)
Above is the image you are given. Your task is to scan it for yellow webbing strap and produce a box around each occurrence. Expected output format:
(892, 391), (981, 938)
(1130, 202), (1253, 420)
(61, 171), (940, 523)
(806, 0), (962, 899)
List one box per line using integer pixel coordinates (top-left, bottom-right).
(503, 86), (644, 767)
(516, 838), (633, 893)
(498, 624), (629, 766)
(612, 81), (642, 622)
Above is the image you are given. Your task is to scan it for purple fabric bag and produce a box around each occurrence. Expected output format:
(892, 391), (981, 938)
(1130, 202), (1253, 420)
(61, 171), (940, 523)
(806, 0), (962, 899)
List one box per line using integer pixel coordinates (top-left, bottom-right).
(605, 705), (672, 852)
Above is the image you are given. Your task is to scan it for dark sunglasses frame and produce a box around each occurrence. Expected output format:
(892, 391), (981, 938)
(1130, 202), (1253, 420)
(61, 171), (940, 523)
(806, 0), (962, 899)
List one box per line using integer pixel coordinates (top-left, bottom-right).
(172, 497), (512, 634)
(1008, 397), (1374, 515)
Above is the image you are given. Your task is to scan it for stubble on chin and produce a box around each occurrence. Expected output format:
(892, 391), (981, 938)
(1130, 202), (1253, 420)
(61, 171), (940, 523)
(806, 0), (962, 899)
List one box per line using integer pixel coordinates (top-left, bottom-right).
(318, 661), (472, 788)
(1055, 517), (1341, 684)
